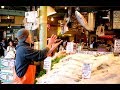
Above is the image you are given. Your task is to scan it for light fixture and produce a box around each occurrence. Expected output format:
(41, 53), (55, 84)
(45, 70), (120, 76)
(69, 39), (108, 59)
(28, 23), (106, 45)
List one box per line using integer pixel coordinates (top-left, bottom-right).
(7, 15), (10, 19)
(51, 17), (54, 21)
(7, 25), (11, 28)
(1, 6), (4, 9)
(37, 6), (57, 16)
(102, 11), (109, 19)
(47, 6), (57, 16)
(65, 7), (67, 10)
(102, 16), (109, 19)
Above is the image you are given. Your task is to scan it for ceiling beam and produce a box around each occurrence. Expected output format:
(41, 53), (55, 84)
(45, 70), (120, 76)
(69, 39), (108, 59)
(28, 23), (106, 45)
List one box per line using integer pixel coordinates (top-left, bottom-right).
(0, 9), (25, 16)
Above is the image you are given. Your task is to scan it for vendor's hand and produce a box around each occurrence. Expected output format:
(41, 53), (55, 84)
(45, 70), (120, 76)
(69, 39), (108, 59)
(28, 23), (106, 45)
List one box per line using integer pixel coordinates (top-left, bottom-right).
(47, 40), (63, 56)
(48, 34), (57, 45)
(47, 34), (57, 49)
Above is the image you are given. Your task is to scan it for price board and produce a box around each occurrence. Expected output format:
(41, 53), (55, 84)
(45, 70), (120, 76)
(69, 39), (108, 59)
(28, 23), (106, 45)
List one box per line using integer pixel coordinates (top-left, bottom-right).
(24, 11), (39, 30)
(113, 11), (120, 29)
(43, 57), (52, 72)
(25, 11), (38, 23)
(114, 39), (120, 53)
(82, 63), (92, 79)
(66, 42), (74, 53)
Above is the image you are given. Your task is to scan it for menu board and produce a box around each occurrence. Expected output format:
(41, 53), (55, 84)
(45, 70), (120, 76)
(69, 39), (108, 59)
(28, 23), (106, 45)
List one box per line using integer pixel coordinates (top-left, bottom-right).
(113, 11), (120, 29)
(114, 39), (120, 53)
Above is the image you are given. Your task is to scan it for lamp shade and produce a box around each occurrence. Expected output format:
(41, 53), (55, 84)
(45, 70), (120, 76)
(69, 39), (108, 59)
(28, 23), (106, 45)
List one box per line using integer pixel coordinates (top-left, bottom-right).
(47, 6), (56, 16)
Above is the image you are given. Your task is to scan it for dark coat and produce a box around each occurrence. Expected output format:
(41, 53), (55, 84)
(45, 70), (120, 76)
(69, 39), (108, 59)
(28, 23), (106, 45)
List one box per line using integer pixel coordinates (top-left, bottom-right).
(15, 42), (49, 78)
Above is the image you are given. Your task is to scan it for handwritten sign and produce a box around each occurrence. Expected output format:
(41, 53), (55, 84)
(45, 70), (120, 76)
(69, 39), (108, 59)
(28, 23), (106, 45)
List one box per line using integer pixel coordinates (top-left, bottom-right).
(82, 63), (92, 79)
(25, 11), (38, 23)
(114, 39), (120, 53)
(113, 11), (120, 29)
(24, 11), (39, 30)
(66, 42), (74, 53)
(43, 57), (52, 72)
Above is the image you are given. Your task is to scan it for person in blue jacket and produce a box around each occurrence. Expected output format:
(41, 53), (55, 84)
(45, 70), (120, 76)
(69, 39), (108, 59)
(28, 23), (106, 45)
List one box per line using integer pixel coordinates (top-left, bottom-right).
(13, 28), (62, 84)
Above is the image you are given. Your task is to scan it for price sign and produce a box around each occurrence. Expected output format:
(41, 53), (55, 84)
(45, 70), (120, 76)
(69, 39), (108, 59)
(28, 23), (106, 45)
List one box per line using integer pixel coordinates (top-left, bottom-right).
(24, 11), (39, 30)
(24, 18), (39, 30)
(43, 57), (52, 72)
(66, 42), (74, 53)
(114, 39), (120, 53)
(82, 63), (92, 79)
(25, 11), (38, 23)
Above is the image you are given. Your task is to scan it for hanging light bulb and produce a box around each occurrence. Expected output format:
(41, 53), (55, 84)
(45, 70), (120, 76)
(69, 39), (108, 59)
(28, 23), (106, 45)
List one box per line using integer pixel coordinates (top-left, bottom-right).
(7, 24), (11, 28)
(1, 6), (4, 9)
(7, 26), (10, 28)
(7, 15), (10, 19)
(51, 17), (54, 21)
(65, 7), (67, 10)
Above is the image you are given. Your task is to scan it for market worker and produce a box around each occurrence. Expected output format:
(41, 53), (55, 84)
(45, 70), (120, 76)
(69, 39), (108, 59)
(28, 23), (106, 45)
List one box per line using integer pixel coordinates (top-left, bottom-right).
(13, 28), (63, 84)
(106, 40), (114, 52)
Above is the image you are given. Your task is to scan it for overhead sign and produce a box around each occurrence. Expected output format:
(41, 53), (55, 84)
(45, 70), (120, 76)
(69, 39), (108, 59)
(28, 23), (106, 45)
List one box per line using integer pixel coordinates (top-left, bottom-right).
(114, 39), (120, 53)
(24, 18), (39, 30)
(25, 11), (38, 23)
(24, 11), (39, 30)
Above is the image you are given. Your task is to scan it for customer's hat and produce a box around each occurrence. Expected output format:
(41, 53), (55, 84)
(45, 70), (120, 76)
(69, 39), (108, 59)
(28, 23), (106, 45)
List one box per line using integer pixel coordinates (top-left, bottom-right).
(16, 28), (29, 42)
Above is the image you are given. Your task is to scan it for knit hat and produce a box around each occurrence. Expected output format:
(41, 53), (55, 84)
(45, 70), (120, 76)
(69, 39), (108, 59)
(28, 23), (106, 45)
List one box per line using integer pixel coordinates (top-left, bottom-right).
(16, 28), (29, 42)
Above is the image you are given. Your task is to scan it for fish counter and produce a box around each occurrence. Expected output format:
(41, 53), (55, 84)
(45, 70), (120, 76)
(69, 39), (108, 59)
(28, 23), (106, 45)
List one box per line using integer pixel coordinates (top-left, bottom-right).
(36, 51), (120, 84)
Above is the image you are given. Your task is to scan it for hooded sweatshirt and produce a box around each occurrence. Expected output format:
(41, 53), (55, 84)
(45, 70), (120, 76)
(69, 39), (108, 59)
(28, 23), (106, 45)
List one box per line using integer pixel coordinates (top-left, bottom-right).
(15, 42), (49, 78)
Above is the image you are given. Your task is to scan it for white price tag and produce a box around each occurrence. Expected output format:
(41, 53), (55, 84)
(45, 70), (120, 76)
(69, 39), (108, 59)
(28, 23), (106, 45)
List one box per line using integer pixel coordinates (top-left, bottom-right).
(82, 63), (92, 79)
(43, 57), (52, 71)
(114, 39), (120, 53)
(66, 42), (74, 53)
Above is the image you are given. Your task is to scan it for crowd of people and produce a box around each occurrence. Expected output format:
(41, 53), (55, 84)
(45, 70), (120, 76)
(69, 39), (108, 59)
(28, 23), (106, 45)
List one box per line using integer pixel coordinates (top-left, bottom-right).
(0, 37), (18, 57)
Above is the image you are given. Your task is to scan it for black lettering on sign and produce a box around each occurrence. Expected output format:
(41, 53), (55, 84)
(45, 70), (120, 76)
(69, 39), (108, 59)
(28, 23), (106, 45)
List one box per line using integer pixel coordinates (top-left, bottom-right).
(114, 39), (120, 53)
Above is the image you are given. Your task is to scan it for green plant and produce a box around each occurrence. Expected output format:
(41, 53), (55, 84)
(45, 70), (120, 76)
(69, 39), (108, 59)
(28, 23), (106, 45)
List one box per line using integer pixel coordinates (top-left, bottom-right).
(36, 69), (46, 78)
